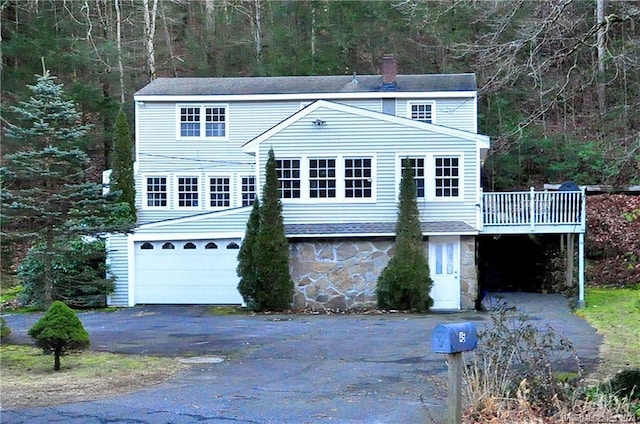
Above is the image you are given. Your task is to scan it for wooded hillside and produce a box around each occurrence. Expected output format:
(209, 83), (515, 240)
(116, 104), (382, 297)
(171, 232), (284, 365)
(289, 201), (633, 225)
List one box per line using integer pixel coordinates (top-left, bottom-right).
(2, 0), (639, 190)
(2, 1), (639, 288)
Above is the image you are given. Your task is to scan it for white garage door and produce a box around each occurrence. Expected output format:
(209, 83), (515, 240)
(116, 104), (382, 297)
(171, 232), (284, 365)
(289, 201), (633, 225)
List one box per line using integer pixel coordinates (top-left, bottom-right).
(134, 239), (243, 304)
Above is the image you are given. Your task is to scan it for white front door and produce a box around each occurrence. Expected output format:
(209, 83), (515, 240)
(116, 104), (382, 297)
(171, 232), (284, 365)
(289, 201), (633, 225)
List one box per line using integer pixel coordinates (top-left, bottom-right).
(429, 236), (461, 310)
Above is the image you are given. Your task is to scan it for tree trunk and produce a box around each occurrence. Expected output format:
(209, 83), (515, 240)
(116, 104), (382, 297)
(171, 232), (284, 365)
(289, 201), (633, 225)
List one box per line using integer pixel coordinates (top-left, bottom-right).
(142, 0), (158, 81)
(115, 0), (125, 103)
(54, 345), (62, 371)
(596, 0), (606, 115)
(44, 221), (54, 307)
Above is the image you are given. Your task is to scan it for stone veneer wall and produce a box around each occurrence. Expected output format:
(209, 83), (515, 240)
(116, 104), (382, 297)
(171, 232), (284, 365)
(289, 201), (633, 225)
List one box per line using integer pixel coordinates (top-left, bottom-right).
(289, 236), (478, 311)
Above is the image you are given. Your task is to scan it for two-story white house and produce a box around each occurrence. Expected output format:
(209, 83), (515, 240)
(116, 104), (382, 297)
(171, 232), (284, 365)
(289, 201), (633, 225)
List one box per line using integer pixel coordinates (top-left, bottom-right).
(106, 55), (586, 311)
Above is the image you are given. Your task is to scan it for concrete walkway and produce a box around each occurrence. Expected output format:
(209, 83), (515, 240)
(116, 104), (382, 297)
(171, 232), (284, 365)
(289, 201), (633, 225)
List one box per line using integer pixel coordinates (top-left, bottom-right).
(0, 293), (601, 424)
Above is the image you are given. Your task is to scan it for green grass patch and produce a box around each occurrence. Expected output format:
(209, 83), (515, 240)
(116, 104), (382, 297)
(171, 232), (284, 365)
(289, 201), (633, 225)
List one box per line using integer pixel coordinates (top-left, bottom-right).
(0, 344), (179, 376)
(0, 283), (23, 303)
(578, 287), (640, 375)
(207, 305), (249, 315)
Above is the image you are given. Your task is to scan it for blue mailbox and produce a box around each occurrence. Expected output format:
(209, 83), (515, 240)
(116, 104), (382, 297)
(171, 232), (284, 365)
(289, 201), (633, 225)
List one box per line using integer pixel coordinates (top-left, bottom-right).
(432, 322), (477, 354)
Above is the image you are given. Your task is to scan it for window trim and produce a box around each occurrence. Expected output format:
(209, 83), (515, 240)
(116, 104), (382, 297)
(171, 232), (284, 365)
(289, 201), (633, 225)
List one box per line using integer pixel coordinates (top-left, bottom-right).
(143, 174), (170, 210)
(206, 174), (232, 209)
(407, 100), (436, 124)
(394, 153), (464, 202)
(430, 153), (463, 201)
(394, 155), (426, 201)
(239, 175), (257, 207)
(174, 174), (201, 209)
(176, 104), (229, 140)
(275, 154), (377, 203)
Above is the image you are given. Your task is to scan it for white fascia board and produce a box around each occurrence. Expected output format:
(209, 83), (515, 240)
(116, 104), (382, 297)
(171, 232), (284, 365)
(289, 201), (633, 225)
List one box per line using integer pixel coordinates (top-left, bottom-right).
(136, 206), (252, 230)
(243, 100), (490, 152)
(130, 231), (245, 242)
(134, 91), (478, 103)
(425, 231), (478, 236)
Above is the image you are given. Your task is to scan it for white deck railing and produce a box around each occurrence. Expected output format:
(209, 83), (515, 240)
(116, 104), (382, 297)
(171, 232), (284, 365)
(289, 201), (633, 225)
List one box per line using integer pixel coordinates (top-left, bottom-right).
(482, 187), (585, 229)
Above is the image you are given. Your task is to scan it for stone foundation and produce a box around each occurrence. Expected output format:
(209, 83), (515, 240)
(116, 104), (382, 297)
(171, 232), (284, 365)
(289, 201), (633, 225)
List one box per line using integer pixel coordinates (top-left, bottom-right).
(289, 236), (478, 311)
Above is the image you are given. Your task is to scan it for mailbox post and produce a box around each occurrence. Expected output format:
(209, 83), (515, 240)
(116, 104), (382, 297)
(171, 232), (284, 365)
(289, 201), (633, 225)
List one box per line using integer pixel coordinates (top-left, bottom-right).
(432, 322), (477, 424)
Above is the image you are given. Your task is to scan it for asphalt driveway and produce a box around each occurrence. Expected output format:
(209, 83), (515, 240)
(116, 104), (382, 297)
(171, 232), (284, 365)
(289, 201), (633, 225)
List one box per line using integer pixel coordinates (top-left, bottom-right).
(0, 293), (601, 424)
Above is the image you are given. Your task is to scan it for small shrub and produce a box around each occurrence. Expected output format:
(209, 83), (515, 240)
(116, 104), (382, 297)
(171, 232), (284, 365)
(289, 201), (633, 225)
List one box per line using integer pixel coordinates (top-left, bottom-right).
(0, 317), (11, 340)
(602, 368), (640, 401)
(28, 301), (90, 370)
(463, 307), (581, 418)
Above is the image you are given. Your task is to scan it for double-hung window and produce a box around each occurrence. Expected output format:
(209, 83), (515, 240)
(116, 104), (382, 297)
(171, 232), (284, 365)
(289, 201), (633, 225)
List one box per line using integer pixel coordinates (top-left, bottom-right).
(209, 176), (230, 207)
(401, 157), (425, 198)
(177, 176), (199, 207)
(178, 105), (227, 138)
(276, 159), (301, 199)
(344, 158), (372, 199)
(408, 101), (435, 124)
(434, 156), (460, 198)
(146, 176), (168, 207)
(309, 158), (336, 198)
(241, 176), (256, 207)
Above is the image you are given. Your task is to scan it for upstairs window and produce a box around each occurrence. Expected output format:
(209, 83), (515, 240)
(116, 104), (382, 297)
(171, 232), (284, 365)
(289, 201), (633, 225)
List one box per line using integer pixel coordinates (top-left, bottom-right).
(178, 105), (227, 138)
(209, 177), (230, 207)
(401, 157), (425, 198)
(276, 159), (301, 199)
(177, 176), (199, 207)
(309, 158), (336, 198)
(409, 102), (434, 124)
(344, 158), (372, 198)
(241, 176), (256, 207)
(434, 156), (460, 198)
(146, 176), (167, 207)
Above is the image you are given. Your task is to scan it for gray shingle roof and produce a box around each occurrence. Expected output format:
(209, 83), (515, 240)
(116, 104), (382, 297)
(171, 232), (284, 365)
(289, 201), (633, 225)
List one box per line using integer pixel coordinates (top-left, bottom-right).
(284, 221), (477, 237)
(135, 74), (477, 97)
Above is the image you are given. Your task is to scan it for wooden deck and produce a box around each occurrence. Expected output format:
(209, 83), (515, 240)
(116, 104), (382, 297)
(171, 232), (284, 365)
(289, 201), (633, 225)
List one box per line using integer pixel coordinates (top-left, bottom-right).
(480, 188), (586, 234)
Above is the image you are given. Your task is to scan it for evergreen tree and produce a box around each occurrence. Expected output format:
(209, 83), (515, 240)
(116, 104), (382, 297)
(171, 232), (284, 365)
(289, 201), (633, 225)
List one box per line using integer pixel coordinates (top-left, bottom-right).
(4, 71), (92, 152)
(28, 301), (90, 371)
(377, 159), (433, 312)
(237, 198), (261, 308)
(238, 148), (293, 312)
(1, 73), (132, 308)
(110, 108), (137, 222)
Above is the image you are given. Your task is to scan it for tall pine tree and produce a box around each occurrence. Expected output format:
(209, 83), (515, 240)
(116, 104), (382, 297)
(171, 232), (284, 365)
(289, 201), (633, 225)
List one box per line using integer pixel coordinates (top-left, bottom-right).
(1, 72), (131, 307)
(237, 148), (293, 311)
(376, 159), (433, 312)
(110, 108), (136, 222)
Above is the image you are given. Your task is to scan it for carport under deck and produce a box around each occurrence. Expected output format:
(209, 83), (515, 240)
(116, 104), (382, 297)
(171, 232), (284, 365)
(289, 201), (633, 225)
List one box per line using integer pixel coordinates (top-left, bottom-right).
(479, 188), (587, 306)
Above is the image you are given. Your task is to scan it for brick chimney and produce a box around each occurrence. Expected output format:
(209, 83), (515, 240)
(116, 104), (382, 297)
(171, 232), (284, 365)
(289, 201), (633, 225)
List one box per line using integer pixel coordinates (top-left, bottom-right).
(382, 54), (397, 85)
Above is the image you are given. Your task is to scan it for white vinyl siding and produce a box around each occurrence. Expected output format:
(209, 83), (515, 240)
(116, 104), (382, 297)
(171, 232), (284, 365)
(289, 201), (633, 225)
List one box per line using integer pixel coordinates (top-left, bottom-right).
(106, 233), (129, 306)
(255, 105), (477, 225)
(398, 98), (477, 132)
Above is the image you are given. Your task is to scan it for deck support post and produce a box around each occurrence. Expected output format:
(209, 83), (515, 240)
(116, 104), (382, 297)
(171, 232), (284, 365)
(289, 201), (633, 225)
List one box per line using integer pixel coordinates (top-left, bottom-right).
(578, 232), (585, 308)
(566, 233), (575, 288)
